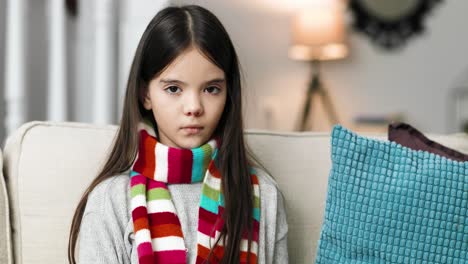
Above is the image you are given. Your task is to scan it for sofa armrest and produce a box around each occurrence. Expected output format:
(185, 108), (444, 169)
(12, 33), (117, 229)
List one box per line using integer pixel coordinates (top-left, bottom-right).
(1, 148), (13, 264)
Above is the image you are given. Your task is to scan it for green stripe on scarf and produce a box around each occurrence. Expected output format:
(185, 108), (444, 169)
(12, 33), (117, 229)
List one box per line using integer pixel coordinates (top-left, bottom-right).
(130, 184), (145, 198)
(148, 188), (171, 200)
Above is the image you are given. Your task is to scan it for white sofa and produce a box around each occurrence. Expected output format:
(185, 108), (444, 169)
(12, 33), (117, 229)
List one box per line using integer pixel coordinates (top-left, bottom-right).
(0, 148), (12, 264)
(1, 121), (468, 263)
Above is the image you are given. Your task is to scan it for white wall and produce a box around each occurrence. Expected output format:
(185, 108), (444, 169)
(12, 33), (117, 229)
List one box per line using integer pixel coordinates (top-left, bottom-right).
(25, 0), (48, 123)
(2, 0), (467, 145)
(0, 0), (6, 145)
(170, 0), (468, 133)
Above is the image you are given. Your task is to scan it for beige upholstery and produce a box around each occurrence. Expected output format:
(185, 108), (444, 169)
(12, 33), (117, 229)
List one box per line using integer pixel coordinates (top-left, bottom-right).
(2, 121), (468, 263)
(0, 149), (13, 264)
(3, 121), (118, 264)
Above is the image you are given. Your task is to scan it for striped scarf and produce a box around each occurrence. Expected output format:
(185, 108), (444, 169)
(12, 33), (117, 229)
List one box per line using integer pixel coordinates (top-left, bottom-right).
(130, 119), (260, 263)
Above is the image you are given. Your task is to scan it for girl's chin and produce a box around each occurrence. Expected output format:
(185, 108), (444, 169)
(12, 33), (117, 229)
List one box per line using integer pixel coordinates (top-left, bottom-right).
(176, 136), (206, 149)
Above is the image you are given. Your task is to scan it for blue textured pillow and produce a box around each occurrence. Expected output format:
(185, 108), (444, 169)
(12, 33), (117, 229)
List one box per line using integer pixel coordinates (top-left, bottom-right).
(315, 125), (467, 263)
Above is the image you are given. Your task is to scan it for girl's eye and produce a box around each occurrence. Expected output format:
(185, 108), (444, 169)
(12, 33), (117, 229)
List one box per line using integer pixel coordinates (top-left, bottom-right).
(165, 86), (181, 94)
(205, 86), (221, 94)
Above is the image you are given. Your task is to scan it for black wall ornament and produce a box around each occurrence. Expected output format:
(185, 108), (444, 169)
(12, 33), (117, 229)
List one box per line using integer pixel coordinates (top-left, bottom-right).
(349, 0), (443, 50)
(66, 0), (78, 17)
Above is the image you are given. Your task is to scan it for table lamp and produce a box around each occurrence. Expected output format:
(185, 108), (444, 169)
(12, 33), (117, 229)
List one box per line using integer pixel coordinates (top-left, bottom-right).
(289, 1), (349, 131)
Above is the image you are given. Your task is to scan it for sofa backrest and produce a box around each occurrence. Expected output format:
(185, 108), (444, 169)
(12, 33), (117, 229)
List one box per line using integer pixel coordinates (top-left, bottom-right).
(2, 121), (468, 263)
(0, 149), (13, 264)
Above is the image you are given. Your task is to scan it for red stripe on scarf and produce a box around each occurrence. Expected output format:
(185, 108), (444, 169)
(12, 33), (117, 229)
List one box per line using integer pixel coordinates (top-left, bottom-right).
(147, 179), (169, 189)
(240, 250), (257, 264)
(240, 221), (260, 241)
(148, 211), (182, 226)
(133, 213), (150, 233)
(149, 223), (184, 238)
(132, 206), (147, 219)
(198, 217), (218, 238)
(130, 174), (147, 186)
(196, 244), (224, 264)
(137, 243), (155, 263)
(154, 250), (187, 264)
(251, 174), (259, 185)
(168, 147), (193, 183)
(199, 207), (218, 223)
(133, 131), (156, 179)
(207, 160), (221, 179)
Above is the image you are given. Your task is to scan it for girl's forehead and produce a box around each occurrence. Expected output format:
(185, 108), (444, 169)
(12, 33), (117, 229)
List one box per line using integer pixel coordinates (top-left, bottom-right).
(155, 48), (225, 83)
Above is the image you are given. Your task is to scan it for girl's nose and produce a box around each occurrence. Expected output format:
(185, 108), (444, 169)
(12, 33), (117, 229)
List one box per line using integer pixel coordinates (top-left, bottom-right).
(183, 93), (203, 117)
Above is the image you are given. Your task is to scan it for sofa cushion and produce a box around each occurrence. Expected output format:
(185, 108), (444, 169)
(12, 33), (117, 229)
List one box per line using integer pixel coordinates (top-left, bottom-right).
(315, 125), (467, 263)
(0, 149), (13, 264)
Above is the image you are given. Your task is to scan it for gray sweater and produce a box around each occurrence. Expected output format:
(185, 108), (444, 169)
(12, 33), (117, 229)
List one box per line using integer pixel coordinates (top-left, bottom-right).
(78, 168), (289, 263)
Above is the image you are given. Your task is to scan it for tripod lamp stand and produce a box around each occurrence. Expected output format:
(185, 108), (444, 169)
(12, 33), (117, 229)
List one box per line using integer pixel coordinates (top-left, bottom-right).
(289, 3), (349, 131)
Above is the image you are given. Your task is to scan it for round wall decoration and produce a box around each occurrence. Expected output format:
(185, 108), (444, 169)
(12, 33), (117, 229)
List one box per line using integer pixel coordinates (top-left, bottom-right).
(349, 0), (443, 50)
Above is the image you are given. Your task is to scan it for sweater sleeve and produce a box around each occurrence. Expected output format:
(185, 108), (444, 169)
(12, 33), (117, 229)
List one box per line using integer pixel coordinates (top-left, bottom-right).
(77, 176), (132, 264)
(273, 190), (289, 263)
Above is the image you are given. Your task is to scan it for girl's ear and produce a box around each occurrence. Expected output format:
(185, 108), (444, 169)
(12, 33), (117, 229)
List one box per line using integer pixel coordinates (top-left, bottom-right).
(143, 90), (152, 110)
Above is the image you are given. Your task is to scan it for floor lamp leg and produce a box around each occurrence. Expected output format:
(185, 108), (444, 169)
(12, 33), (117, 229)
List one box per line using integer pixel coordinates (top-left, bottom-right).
(297, 60), (339, 131)
(319, 87), (339, 126)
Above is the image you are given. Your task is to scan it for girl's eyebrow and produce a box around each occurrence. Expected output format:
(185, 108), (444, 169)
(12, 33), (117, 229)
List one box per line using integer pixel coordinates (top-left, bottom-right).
(159, 78), (226, 85)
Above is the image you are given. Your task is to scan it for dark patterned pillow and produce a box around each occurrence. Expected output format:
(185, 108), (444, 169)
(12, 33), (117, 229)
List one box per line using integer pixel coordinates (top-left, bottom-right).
(388, 122), (468, 162)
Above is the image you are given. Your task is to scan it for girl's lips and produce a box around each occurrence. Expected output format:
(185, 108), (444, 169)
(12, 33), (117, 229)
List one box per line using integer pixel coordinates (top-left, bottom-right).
(182, 127), (203, 134)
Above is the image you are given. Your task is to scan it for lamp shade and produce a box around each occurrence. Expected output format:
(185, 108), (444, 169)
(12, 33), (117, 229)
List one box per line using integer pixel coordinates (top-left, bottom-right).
(289, 2), (348, 61)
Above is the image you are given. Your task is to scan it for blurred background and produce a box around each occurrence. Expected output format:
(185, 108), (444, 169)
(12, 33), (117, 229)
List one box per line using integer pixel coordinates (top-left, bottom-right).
(1, 0), (468, 147)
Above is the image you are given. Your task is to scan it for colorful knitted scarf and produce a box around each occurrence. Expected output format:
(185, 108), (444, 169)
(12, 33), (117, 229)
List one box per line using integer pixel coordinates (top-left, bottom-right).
(130, 119), (261, 264)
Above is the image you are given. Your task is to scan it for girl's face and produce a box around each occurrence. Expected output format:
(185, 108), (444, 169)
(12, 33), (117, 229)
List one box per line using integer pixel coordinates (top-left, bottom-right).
(143, 47), (227, 149)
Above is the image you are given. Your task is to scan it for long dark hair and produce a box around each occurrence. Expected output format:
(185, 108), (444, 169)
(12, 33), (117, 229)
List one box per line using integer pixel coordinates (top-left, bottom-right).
(68, 4), (268, 263)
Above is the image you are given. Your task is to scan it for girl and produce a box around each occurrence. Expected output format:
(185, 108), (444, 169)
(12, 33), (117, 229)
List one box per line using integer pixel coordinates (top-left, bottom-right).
(68, 4), (288, 264)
